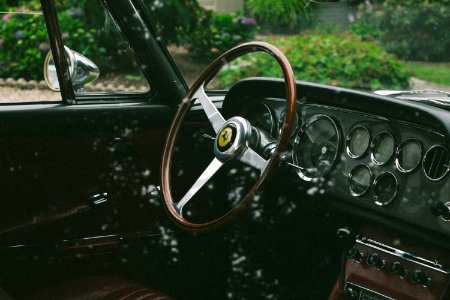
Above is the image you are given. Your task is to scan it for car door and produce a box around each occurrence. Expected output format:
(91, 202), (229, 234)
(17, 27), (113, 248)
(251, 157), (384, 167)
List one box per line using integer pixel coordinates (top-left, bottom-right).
(0, 0), (185, 296)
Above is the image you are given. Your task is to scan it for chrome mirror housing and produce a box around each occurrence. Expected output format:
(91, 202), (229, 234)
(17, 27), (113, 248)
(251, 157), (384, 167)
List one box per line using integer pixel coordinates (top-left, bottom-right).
(44, 46), (99, 92)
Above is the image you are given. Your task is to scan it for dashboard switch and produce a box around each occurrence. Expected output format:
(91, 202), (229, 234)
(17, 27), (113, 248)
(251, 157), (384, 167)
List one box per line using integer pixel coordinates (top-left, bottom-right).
(345, 246), (363, 262)
(431, 201), (450, 220)
(389, 261), (407, 278)
(367, 253), (385, 269)
(411, 269), (431, 286)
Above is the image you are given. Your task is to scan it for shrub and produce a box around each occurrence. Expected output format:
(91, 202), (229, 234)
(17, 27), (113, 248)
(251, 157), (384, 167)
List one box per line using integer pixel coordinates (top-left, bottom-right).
(215, 32), (410, 90)
(142, 0), (201, 46)
(353, 0), (450, 62)
(183, 11), (257, 64)
(0, 9), (49, 80)
(246, 0), (311, 32)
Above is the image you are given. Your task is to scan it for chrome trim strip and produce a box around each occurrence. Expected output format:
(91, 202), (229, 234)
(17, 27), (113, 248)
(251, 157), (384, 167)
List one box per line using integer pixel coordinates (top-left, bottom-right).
(345, 282), (394, 300)
(356, 237), (450, 274)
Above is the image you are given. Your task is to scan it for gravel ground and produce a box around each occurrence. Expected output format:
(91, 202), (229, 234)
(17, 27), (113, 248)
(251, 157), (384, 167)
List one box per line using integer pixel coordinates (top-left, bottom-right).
(0, 86), (61, 102)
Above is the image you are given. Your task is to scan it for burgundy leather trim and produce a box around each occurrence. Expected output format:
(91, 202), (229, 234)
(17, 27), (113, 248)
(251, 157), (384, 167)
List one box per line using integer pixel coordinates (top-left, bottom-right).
(26, 275), (173, 300)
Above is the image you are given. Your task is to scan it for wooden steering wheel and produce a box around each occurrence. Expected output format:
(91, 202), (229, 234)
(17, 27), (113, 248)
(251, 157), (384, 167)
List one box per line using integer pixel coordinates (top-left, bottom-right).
(161, 42), (297, 230)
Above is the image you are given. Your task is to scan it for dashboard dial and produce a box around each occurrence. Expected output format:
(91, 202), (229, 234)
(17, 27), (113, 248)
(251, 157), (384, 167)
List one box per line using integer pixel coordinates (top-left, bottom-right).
(348, 164), (372, 196)
(244, 103), (275, 135)
(371, 132), (395, 165)
(278, 110), (299, 139)
(373, 172), (397, 206)
(395, 139), (422, 173)
(347, 125), (370, 158)
(294, 115), (340, 181)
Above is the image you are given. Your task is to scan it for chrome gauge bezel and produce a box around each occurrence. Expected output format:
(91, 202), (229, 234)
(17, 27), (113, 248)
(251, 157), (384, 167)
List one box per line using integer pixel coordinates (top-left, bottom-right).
(348, 164), (372, 197)
(371, 131), (395, 166)
(293, 114), (341, 182)
(346, 125), (370, 159)
(373, 172), (398, 207)
(395, 138), (422, 173)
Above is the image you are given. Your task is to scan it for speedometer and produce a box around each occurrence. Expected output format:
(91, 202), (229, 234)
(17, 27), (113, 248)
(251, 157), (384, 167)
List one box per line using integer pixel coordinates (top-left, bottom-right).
(293, 115), (340, 182)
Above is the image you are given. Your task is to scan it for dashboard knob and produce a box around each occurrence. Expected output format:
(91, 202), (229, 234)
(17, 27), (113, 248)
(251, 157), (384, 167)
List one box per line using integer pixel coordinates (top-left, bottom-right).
(389, 261), (407, 278)
(431, 202), (450, 220)
(411, 269), (430, 286)
(367, 253), (385, 269)
(345, 246), (363, 262)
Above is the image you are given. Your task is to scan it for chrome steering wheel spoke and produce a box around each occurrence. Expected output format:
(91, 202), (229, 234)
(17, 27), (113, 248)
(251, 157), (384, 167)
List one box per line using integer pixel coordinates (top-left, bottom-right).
(239, 147), (268, 174)
(175, 157), (224, 216)
(193, 86), (226, 134)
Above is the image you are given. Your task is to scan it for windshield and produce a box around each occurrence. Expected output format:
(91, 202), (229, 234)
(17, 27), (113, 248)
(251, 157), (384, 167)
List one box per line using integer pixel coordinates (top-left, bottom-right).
(148, 0), (450, 93)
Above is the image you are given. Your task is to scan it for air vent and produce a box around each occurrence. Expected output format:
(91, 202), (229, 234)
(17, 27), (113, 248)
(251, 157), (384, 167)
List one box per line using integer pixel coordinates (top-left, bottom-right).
(423, 145), (450, 181)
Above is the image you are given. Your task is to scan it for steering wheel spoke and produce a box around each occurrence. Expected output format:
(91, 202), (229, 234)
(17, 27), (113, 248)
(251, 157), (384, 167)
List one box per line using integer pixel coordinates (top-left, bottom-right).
(175, 158), (224, 215)
(239, 147), (268, 174)
(193, 86), (226, 133)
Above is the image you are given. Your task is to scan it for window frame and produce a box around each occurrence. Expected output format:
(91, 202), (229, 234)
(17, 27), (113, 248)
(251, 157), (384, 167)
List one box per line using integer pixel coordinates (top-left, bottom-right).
(39, 0), (186, 107)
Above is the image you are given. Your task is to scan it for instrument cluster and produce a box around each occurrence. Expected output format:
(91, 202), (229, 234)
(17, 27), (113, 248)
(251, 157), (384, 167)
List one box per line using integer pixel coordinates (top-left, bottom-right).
(243, 101), (450, 235)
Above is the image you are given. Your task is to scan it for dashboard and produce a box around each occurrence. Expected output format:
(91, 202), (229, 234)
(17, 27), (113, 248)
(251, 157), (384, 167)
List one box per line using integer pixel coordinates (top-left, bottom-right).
(223, 78), (450, 245)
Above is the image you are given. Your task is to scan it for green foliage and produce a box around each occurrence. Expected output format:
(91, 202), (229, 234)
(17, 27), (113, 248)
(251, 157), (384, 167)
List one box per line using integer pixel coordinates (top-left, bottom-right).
(183, 11), (257, 64)
(0, 10), (49, 80)
(353, 0), (450, 61)
(216, 32), (410, 91)
(143, 0), (201, 46)
(246, 0), (311, 32)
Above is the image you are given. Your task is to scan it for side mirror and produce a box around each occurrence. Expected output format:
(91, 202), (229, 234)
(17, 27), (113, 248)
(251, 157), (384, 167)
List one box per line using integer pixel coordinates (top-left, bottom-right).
(44, 46), (99, 92)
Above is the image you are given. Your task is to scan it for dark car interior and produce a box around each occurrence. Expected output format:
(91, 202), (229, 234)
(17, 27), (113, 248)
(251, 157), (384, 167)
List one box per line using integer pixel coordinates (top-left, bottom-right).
(0, 0), (449, 299)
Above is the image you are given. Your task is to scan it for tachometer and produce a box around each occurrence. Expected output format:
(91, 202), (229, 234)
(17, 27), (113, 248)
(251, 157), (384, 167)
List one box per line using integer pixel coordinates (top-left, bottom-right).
(293, 115), (340, 182)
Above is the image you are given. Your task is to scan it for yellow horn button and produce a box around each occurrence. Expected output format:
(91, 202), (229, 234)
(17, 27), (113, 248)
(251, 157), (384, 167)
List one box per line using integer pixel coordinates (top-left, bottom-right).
(218, 127), (233, 148)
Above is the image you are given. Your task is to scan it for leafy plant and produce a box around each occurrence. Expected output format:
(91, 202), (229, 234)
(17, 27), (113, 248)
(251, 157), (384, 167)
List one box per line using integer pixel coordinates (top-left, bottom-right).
(246, 0), (311, 32)
(183, 11), (257, 64)
(352, 0), (450, 62)
(215, 31), (410, 91)
(142, 0), (201, 46)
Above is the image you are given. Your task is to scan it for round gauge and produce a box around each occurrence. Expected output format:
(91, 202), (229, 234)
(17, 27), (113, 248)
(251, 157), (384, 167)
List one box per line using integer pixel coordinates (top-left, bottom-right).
(373, 172), (397, 206)
(346, 126), (370, 158)
(348, 164), (372, 196)
(371, 132), (395, 165)
(278, 110), (299, 139)
(244, 103), (275, 135)
(293, 115), (340, 181)
(395, 139), (422, 173)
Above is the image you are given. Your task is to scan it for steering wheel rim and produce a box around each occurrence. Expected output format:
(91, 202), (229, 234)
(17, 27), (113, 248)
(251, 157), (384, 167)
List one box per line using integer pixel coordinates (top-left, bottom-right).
(161, 41), (297, 230)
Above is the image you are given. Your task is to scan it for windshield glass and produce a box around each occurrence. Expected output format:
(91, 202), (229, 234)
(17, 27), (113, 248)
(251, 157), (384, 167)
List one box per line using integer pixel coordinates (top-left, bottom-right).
(149, 0), (450, 93)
